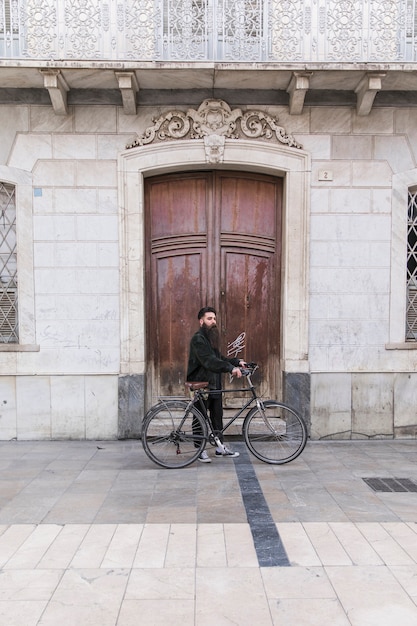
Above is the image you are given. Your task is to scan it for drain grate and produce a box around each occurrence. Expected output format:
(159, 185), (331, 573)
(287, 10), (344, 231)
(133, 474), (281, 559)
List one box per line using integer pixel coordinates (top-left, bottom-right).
(363, 477), (417, 493)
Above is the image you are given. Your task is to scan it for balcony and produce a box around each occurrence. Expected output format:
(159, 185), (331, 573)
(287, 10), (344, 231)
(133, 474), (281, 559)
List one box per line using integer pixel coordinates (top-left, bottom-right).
(1, 0), (417, 63)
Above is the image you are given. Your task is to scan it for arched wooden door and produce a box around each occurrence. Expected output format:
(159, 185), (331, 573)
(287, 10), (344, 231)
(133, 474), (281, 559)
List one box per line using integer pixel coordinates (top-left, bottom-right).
(145, 170), (282, 406)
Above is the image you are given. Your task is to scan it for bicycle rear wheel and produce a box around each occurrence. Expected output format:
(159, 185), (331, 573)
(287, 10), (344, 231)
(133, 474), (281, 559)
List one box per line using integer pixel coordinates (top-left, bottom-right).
(243, 400), (307, 464)
(142, 400), (207, 469)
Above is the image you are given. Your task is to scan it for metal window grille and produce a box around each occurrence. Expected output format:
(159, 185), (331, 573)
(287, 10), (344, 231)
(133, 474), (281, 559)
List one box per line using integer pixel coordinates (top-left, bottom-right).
(0, 182), (18, 343)
(406, 190), (417, 341)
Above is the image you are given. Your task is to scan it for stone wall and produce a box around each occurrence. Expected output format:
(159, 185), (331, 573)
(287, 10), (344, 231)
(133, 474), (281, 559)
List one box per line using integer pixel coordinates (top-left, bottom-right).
(0, 101), (416, 439)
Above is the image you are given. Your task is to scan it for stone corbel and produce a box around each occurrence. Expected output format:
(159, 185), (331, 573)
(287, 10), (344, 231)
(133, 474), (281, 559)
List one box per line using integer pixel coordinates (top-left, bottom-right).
(115, 71), (139, 115)
(355, 72), (386, 116)
(286, 72), (312, 115)
(39, 69), (69, 115)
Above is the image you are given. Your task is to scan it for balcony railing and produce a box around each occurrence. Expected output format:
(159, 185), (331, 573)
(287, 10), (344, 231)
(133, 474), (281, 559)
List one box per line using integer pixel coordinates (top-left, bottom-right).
(1, 0), (417, 63)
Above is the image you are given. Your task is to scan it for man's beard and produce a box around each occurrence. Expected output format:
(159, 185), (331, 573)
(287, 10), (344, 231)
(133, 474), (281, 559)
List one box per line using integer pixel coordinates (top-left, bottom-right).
(202, 323), (220, 350)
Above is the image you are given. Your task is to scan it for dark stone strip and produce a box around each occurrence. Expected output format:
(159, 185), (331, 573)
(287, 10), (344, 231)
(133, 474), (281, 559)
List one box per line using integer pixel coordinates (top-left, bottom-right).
(233, 444), (290, 567)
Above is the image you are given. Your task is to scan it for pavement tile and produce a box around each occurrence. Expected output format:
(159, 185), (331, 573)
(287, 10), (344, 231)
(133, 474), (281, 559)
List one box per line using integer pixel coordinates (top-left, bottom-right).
(0, 440), (416, 625)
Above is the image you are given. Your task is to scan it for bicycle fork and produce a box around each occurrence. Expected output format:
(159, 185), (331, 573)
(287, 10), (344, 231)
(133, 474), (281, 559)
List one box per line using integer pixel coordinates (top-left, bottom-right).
(256, 399), (278, 435)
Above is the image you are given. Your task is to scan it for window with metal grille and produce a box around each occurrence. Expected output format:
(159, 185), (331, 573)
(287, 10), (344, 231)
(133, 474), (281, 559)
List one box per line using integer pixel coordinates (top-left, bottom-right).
(406, 190), (417, 341)
(0, 182), (18, 343)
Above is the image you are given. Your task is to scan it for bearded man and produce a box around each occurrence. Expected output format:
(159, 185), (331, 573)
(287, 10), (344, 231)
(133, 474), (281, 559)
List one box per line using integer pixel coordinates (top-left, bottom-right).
(186, 306), (246, 462)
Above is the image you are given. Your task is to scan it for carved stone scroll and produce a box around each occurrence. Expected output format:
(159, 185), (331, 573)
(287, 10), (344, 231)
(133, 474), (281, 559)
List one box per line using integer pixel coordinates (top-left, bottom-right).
(126, 99), (302, 156)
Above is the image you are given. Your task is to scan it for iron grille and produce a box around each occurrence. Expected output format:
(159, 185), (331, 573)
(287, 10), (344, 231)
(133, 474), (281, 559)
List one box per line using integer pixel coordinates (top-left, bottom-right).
(0, 182), (18, 343)
(363, 477), (417, 492)
(406, 190), (417, 341)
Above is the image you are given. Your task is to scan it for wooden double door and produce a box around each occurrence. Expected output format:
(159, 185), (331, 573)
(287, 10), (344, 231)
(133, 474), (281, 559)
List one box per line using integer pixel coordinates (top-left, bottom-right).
(145, 170), (282, 406)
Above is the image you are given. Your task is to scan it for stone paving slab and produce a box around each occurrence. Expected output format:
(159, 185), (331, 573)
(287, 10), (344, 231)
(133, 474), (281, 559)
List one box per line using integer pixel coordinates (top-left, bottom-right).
(0, 439), (416, 624)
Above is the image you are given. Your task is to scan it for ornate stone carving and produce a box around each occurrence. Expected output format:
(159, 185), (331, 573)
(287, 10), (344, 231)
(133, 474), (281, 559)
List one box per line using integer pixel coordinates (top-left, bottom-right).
(126, 99), (302, 156)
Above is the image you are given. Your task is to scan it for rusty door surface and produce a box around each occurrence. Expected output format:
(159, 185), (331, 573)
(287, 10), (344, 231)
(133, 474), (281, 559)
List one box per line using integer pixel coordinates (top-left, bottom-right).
(145, 170), (282, 406)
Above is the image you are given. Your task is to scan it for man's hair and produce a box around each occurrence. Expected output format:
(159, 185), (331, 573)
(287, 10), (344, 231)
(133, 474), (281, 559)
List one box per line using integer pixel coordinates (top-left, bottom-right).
(197, 306), (216, 319)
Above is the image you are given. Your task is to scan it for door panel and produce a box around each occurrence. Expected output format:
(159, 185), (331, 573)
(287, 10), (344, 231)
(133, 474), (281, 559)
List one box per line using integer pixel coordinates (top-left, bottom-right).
(145, 170), (282, 405)
(221, 249), (277, 403)
(154, 251), (206, 396)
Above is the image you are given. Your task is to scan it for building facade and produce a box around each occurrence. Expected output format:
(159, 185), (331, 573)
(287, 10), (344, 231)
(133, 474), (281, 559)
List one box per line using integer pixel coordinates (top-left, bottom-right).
(1, 0), (417, 441)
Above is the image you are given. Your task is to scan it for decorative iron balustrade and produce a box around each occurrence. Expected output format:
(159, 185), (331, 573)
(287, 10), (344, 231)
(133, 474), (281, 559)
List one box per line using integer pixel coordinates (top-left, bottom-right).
(0, 182), (18, 344)
(407, 190), (417, 341)
(1, 0), (417, 63)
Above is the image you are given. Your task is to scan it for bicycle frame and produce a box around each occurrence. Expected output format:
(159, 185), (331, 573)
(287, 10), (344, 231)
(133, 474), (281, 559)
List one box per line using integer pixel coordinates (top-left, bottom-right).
(191, 370), (263, 438)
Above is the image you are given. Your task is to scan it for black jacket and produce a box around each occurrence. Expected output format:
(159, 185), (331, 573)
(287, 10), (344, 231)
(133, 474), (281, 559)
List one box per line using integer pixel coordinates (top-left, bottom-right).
(187, 328), (240, 388)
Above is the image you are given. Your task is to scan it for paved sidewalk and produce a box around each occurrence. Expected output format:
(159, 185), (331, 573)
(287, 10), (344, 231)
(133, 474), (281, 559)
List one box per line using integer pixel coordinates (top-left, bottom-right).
(0, 439), (416, 625)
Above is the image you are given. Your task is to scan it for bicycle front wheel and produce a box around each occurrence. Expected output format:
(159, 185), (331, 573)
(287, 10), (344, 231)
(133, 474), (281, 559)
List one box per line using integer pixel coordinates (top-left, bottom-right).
(142, 401), (207, 469)
(243, 400), (307, 464)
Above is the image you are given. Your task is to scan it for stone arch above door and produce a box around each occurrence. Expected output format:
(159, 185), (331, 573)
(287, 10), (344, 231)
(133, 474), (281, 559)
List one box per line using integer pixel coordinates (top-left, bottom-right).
(117, 104), (311, 435)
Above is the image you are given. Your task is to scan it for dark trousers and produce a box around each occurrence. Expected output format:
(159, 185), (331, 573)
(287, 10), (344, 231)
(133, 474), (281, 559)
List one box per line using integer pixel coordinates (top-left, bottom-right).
(193, 389), (224, 447)
(207, 390), (224, 441)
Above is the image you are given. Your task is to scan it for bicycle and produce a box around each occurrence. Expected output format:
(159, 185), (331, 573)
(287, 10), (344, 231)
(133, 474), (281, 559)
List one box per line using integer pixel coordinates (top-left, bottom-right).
(141, 363), (308, 469)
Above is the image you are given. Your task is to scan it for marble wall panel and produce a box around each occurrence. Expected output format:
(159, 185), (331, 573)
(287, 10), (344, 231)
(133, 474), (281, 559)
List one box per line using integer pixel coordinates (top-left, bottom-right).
(294, 134), (331, 159)
(15, 346), (119, 376)
(33, 215), (76, 241)
(326, 345), (411, 373)
(0, 105), (29, 165)
(311, 107), (352, 134)
(309, 293), (389, 327)
(53, 134), (96, 160)
(75, 215), (119, 241)
(76, 160), (117, 187)
(8, 134), (52, 171)
(98, 188), (118, 214)
(36, 319), (119, 348)
(393, 374), (417, 430)
(50, 375), (86, 439)
(351, 373), (394, 438)
(311, 213), (391, 242)
(332, 135), (372, 160)
(75, 106), (117, 133)
(265, 105), (310, 134)
(34, 268), (119, 294)
(0, 377), (17, 439)
(352, 108), (394, 134)
(312, 160), (352, 187)
(54, 242), (99, 267)
(16, 376), (51, 439)
(352, 373), (394, 438)
(30, 105), (74, 133)
(371, 188), (391, 213)
(329, 188), (372, 213)
(310, 373), (352, 440)
(33, 187), (53, 213)
(310, 240), (375, 268)
(53, 188), (97, 214)
(310, 371), (417, 439)
(351, 161), (393, 187)
(97, 134), (133, 159)
(98, 243), (119, 267)
(33, 161), (77, 187)
(374, 136), (415, 172)
(395, 109), (417, 163)
(85, 375), (118, 439)
(310, 188), (330, 213)
(117, 107), (157, 133)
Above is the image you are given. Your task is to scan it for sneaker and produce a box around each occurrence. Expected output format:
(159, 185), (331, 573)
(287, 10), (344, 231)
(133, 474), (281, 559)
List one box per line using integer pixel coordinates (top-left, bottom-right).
(215, 446), (240, 458)
(198, 450), (211, 463)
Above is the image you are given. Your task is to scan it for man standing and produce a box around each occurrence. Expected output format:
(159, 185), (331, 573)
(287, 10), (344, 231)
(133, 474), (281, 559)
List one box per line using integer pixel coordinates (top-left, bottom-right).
(187, 306), (246, 462)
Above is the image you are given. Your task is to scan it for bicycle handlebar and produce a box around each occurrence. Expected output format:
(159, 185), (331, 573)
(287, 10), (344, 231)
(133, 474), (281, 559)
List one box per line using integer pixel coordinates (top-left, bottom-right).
(239, 362), (258, 376)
